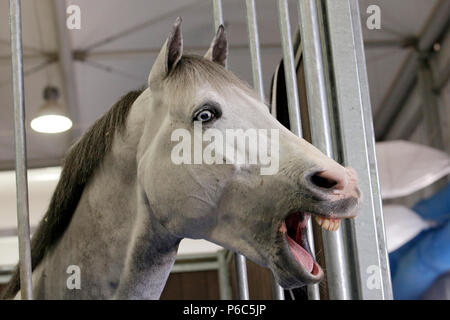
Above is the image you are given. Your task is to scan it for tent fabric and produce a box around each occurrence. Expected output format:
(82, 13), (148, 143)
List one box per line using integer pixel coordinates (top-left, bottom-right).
(376, 140), (450, 199)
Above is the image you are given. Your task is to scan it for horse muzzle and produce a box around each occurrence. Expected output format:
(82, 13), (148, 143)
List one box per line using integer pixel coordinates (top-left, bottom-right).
(270, 166), (362, 288)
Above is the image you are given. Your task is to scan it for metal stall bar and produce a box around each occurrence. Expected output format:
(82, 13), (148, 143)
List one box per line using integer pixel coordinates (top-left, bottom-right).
(212, 0), (223, 30)
(348, 0), (393, 298)
(217, 250), (233, 300)
(234, 254), (250, 299)
(277, 0), (302, 136)
(211, 0), (250, 300)
(278, 0), (323, 300)
(321, 0), (392, 299)
(278, 0), (325, 301)
(9, 0), (33, 300)
(245, 0), (284, 300)
(296, 0), (350, 300)
(245, 0), (264, 99)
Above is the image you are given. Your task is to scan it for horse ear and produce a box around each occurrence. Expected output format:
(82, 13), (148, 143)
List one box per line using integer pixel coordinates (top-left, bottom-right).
(148, 17), (183, 88)
(204, 25), (228, 67)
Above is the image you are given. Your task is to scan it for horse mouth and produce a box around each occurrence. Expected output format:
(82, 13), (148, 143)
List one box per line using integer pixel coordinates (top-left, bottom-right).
(279, 211), (343, 277)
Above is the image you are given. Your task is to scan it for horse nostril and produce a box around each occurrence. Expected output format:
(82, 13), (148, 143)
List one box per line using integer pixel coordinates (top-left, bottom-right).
(310, 172), (338, 189)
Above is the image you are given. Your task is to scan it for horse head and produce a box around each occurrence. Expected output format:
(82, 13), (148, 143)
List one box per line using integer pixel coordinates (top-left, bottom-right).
(137, 18), (361, 289)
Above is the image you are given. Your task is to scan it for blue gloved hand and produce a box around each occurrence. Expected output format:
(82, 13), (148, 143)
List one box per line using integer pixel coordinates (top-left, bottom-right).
(389, 182), (450, 300)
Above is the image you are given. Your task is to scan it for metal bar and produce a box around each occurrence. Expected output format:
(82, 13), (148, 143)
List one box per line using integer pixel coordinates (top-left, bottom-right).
(298, 0), (353, 300)
(245, 0), (264, 100)
(245, 0), (284, 300)
(349, 0), (393, 298)
(234, 254), (250, 300)
(278, 0), (324, 300)
(217, 250), (232, 300)
(9, 0), (32, 300)
(277, 0), (302, 137)
(322, 0), (392, 299)
(212, 0), (249, 300)
(305, 219), (320, 299)
(211, 0), (224, 31)
(270, 278), (285, 300)
(291, 25), (322, 301)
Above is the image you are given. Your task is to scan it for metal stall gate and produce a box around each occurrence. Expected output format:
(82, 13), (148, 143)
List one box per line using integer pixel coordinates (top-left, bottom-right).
(9, 0), (392, 300)
(213, 0), (393, 300)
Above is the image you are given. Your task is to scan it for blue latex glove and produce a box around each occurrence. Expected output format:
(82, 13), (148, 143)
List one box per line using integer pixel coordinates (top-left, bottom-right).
(389, 182), (450, 300)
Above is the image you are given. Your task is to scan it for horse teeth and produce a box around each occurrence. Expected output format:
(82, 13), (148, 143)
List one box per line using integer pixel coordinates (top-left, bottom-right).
(329, 220), (335, 230)
(314, 216), (323, 226)
(322, 219), (330, 230)
(314, 216), (341, 231)
(334, 220), (341, 231)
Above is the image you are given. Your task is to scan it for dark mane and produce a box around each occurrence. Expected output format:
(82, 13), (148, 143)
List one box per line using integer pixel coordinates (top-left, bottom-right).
(2, 89), (143, 299)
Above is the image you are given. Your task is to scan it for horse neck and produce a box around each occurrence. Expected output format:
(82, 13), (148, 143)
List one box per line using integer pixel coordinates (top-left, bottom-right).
(108, 91), (180, 299)
(40, 91), (179, 299)
(113, 190), (180, 299)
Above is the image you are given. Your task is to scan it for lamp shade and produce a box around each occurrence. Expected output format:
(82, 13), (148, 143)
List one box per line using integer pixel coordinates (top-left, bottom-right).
(31, 86), (72, 134)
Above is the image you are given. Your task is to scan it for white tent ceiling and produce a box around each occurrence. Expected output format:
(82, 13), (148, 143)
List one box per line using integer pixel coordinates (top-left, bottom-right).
(0, 0), (446, 171)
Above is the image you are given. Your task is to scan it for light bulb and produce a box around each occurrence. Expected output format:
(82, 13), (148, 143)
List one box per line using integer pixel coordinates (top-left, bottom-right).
(31, 86), (72, 134)
(30, 114), (72, 133)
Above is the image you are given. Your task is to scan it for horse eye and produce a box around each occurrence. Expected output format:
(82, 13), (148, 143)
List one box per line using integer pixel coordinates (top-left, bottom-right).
(195, 109), (214, 122)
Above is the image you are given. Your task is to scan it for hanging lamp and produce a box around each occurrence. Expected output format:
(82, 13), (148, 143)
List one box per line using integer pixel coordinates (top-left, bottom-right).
(30, 86), (72, 133)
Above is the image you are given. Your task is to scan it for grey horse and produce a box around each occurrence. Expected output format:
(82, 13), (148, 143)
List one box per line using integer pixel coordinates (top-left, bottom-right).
(3, 18), (360, 299)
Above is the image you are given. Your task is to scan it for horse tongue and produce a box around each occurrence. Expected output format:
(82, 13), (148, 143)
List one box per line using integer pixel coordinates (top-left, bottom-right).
(287, 236), (314, 273)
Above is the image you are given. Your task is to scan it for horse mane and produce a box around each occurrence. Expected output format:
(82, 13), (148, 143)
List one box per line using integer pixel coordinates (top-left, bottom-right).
(2, 89), (143, 299)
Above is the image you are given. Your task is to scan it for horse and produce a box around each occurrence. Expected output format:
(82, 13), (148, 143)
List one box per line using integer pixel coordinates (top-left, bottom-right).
(3, 18), (361, 299)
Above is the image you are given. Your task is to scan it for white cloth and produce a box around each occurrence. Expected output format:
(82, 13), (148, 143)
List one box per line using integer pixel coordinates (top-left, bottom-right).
(376, 140), (450, 199)
(383, 204), (433, 252)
